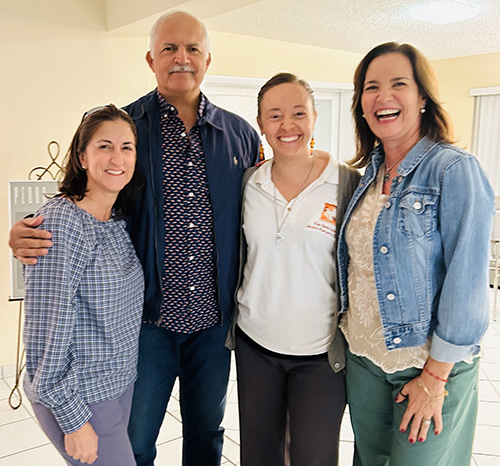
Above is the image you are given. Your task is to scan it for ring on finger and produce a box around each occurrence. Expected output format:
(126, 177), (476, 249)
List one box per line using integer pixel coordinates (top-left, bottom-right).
(421, 419), (432, 426)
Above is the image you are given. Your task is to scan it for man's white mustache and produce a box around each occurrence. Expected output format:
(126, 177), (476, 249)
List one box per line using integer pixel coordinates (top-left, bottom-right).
(169, 64), (195, 73)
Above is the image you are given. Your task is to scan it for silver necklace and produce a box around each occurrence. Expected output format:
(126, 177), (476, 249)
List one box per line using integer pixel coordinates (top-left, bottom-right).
(383, 148), (412, 183)
(273, 158), (315, 248)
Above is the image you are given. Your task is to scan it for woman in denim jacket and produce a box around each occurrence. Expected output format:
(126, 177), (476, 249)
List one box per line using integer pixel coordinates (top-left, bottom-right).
(337, 42), (494, 466)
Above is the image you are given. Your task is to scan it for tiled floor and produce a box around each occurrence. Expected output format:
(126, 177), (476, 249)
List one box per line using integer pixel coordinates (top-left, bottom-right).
(1, 290), (500, 465)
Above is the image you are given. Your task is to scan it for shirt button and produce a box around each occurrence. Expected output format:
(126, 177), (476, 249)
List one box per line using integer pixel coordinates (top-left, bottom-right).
(380, 246), (388, 254)
(188, 223), (195, 228)
(413, 201), (422, 210)
(189, 286), (195, 291)
(181, 132), (187, 137)
(393, 337), (402, 344)
(170, 106), (175, 111)
(189, 255), (194, 261)
(334, 362), (341, 369)
(163, 113), (168, 118)
(385, 201), (391, 209)
(386, 293), (396, 301)
(188, 192), (194, 197)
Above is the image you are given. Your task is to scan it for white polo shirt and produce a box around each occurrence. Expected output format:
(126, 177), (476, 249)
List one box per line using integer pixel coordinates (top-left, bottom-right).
(237, 156), (339, 355)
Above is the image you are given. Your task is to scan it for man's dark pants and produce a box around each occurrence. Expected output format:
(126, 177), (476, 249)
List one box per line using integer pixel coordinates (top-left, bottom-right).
(128, 321), (231, 466)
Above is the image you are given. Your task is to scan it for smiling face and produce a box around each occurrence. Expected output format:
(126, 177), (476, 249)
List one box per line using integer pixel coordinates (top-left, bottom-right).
(80, 119), (136, 200)
(146, 13), (211, 101)
(257, 82), (317, 161)
(361, 52), (426, 150)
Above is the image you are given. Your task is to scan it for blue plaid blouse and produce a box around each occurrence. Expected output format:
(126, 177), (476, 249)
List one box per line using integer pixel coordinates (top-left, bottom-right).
(23, 197), (144, 434)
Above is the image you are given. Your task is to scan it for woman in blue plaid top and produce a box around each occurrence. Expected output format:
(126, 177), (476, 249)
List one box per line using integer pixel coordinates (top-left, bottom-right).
(23, 105), (144, 465)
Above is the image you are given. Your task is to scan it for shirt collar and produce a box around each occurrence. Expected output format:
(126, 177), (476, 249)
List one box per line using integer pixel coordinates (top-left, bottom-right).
(155, 89), (207, 121)
(251, 153), (340, 193)
(371, 136), (438, 177)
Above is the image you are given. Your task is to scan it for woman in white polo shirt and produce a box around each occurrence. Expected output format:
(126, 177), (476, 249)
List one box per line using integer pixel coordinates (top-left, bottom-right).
(226, 73), (360, 466)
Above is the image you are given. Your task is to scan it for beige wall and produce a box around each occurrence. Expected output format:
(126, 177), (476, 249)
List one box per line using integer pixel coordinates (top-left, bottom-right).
(1, 1), (500, 366)
(0, 4), (361, 366)
(432, 52), (500, 150)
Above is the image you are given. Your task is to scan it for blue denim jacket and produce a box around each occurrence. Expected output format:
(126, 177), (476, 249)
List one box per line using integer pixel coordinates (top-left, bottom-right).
(338, 137), (494, 363)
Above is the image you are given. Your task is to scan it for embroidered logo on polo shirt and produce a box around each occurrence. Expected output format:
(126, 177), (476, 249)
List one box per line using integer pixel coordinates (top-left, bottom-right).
(307, 203), (337, 237)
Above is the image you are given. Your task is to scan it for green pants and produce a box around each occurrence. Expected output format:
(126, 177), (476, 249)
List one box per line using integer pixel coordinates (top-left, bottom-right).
(345, 350), (479, 466)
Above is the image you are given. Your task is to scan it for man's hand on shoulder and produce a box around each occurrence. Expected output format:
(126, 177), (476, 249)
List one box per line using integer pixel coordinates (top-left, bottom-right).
(9, 216), (53, 265)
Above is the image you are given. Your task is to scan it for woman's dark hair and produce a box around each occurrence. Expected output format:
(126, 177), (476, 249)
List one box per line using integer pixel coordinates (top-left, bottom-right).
(257, 72), (315, 117)
(58, 104), (143, 218)
(350, 42), (454, 168)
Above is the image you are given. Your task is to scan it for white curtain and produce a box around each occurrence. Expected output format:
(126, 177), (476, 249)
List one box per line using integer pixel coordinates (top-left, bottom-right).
(471, 93), (500, 195)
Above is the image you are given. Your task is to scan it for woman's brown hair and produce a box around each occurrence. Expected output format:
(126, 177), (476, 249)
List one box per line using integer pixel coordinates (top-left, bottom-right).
(58, 104), (142, 217)
(350, 42), (454, 168)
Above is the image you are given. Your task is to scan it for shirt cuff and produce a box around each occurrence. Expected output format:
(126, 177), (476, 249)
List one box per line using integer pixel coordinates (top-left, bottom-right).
(51, 395), (93, 434)
(430, 331), (481, 363)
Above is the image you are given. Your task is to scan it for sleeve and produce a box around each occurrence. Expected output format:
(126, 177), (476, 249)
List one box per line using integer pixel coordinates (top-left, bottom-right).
(23, 202), (93, 433)
(430, 155), (495, 362)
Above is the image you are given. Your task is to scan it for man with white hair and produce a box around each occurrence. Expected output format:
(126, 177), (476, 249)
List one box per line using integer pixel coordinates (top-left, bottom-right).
(10, 11), (260, 466)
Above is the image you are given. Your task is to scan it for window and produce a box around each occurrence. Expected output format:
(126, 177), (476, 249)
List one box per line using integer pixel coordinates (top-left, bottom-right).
(471, 86), (500, 195)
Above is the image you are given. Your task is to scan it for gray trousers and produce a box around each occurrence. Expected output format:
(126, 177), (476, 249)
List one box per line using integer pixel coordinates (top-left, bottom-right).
(32, 384), (135, 466)
(235, 329), (347, 466)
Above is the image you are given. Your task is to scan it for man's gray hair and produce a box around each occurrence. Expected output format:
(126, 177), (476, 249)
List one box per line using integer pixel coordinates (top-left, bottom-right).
(149, 11), (211, 54)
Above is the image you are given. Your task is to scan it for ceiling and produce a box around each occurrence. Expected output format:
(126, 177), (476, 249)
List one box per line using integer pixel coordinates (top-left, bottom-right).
(109, 0), (500, 60)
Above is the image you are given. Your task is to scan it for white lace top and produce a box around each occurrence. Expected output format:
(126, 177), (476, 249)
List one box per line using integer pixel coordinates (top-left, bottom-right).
(339, 166), (430, 373)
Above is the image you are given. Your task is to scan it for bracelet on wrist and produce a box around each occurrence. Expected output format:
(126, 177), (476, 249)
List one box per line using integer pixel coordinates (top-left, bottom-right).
(423, 365), (449, 382)
(418, 377), (448, 406)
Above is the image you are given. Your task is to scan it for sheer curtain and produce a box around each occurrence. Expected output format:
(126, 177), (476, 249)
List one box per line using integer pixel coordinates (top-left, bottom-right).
(471, 88), (500, 195)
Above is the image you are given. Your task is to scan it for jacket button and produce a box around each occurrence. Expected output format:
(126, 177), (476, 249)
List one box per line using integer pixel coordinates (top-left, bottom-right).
(413, 201), (422, 210)
(380, 246), (388, 254)
(334, 362), (341, 369)
(393, 337), (402, 344)
(386, 293), (396, 301)
(385, 201), (391, 209)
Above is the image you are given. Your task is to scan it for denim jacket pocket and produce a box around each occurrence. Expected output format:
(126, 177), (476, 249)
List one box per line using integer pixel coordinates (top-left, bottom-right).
(397, 192), (438, 237)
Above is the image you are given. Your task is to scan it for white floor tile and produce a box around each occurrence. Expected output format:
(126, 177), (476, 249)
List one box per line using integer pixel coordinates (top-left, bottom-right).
(221, 436), (240, 465)
(483, 347), (500, 363)
(478, 380), (500, 402)
(473, 453), (500, 466)
(339, 440), (355, 466)
(0, 418), (49, 458)
(473, 425), (500, 456)
(339, 413), (354, 442)
(477, 401), (500, 426)
(229, 354), (237, 382)
(155, 437), (182, 466)
(479, 362), (500, 381)
(0, 443), (65, 465)
(482, 333), (500, 349)
(222, 402), (239, 431)
(0, 402), (32, 427)
(156, 412), (182, 445)
(226, 380), (238, 404)
(0, 381), (14, 402)
(225, 428), (240, 445)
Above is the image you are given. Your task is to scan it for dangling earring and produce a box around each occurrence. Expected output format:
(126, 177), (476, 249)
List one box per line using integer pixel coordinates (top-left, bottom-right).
(420, 107), (426, 114)
(310, 134), (315, 156)
(259, 144), (265, 161)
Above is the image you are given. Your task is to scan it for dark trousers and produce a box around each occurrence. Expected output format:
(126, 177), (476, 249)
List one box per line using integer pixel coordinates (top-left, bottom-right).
(235, 330), (347, 466)
(128, 322), (231, 466)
